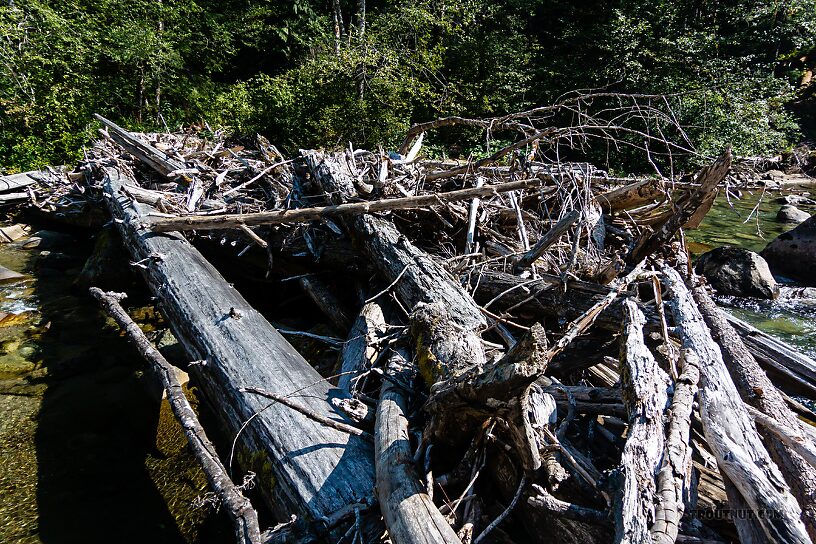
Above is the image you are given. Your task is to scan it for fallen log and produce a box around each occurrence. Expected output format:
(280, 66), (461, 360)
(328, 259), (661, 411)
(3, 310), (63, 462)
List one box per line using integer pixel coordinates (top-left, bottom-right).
(338, 299), (386, 392)
(651, 351), (699, 544)
(96, 163), (377, 531)
(89, 287), (262, 544)
(375, 348), (462, 544)
(693, 286), (816, 539)
(663, 266), (811, 544)
(628, 150), (731, 263)
(614, 299), (670, 544)
(595, 179), (665, 213)
(303, 151), (487, 384)
(514, 210), (579, 271)
(144, 177), (557, 232)
(723, 313), (816, 397)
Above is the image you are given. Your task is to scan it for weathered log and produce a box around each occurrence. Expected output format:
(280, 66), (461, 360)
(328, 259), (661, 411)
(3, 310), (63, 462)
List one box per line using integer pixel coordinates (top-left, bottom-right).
(723, 313), (816, 397)
(338, 299), (386, 391)
(375, 348), (462, 544)
(89, 287), (262, 544)
(615, 299), (670, 544)
(629, 150), (731, 263)
(95, 114), (186, 177)
(0, 171), (39, 193)
(651, 351), (699, 544)
(96, 164), (376, 529)
(145, 176), (556, 232)
(662, 266), (811, 544)
(595, 179), (665, 212)
(693, 286), (816, 539)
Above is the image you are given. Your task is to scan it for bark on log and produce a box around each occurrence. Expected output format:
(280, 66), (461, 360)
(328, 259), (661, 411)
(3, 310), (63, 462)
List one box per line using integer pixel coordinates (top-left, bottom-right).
(651, 351), (699, 544)
(662, 266), (811, 544)
(693, 286), (816, 539)
(375, 348), (462, 544)
(96, 164), (376, 528)
(615, 299), (670, 544)
(89, 287), (262, 544)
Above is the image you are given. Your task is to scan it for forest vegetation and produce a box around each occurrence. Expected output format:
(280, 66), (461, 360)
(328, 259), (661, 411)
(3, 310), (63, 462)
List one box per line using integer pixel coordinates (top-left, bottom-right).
(0, 0), (814, 171)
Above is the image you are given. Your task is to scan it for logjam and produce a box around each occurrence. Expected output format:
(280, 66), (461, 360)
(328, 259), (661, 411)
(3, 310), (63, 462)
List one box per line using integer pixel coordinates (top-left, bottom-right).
(36, 98), (816, 544)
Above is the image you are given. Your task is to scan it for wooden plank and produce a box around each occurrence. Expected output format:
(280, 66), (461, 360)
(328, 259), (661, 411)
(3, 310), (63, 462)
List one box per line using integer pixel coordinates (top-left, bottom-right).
(97, 164), (376, 528)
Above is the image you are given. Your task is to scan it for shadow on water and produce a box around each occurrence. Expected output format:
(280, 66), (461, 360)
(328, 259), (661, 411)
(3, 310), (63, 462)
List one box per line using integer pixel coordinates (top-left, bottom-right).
(0, 227), (229, 544)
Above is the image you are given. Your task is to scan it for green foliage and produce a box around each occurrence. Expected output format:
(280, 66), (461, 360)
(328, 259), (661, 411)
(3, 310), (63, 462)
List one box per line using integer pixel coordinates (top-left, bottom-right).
(0, 0), (814, 171)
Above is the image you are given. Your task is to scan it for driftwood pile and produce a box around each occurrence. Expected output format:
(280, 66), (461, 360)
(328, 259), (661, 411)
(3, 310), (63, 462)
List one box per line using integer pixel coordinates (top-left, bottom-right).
(48, 97), (816, 544)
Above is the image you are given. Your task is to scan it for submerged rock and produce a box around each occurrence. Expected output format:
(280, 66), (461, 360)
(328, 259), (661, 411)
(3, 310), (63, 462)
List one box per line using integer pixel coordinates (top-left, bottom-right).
(777, 204), (811, 223)
(762, 215), (816, 285)
(0, 265), (25, 284)
(695, 246), (779, 299)
(775, 194), (816, 206)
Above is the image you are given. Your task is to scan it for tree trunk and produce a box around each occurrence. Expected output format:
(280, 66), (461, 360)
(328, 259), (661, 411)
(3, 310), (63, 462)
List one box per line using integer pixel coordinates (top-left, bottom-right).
(96, 164), (377, 530)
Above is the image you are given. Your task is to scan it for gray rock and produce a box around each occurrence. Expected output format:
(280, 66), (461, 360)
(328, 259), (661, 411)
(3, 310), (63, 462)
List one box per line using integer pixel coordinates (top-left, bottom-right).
(762, 215), (816, 285)
(777, 204), (811, 223)
(695, 246), (779, 299)
(775, 194), (816, 206)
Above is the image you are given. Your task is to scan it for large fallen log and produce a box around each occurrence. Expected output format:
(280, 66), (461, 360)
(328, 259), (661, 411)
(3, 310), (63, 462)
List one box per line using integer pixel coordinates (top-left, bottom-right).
(693, 286), (816, 539)
(95, 163), (376, 531)
(614, 299), (670, 544)
(662, 267), (811, 544)
(303, 151), (487, 382)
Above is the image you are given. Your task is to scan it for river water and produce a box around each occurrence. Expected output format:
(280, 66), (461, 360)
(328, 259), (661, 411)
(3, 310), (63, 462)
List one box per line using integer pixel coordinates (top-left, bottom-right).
(686, 183), (816, 358)
(0, 231), (230, 544)
(0, 186), (814, 543)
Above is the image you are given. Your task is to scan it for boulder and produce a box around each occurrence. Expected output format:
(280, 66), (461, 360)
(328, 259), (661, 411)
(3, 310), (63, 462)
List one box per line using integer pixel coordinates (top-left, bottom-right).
(775, 194), (816, 206)
(695, 246), (779, 299)
(777, 204), (811, 223)
(761, 215), (816, 285)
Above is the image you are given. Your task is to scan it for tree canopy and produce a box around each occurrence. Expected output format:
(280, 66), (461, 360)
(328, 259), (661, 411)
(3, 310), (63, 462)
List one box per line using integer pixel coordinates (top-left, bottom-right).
(1, 0), (814, 171)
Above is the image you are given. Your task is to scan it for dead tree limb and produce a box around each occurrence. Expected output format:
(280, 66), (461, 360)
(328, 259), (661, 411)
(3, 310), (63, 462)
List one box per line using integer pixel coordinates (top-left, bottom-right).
(514, 210), (580, 271)
(375, 348), (462, 544)
(615, 298), (670, 544)
(145, 177), (556, 232)
(89, 287), (262, 544)
(662, 266), (811, 544)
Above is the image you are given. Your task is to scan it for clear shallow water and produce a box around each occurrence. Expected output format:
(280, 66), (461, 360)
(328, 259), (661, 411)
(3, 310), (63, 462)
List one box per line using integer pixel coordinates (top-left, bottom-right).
(686, 184), (816, 356)
(0, 232), (229, 544)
